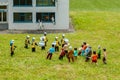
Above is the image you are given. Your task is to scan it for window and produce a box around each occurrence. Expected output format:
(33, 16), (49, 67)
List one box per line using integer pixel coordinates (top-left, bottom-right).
(0, 6), (7, 9)
(13, 0), (32, 6)
(36, 13), (55, 23)
(14, 13), (32, 22)
(0, 12), (7, 22)
(0, 6), (7, 22)
(36, 0), (55, 6)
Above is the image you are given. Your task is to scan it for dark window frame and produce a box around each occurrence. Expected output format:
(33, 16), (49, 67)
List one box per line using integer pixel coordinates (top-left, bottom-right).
(13, 13), (32, 23)
(13, 0), (32, 7)
(36, 12), (55, 23)
(36, 0), (55, 7)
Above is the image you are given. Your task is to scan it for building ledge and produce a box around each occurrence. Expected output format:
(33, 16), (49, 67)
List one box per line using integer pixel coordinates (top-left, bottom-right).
(0, 2), (8, 5)
(0, 24), (74, 34)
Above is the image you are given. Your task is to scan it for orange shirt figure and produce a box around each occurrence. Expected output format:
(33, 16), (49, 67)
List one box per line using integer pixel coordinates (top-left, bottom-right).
(92, 51), (98, 63)
(82, 42), (87, 50)
(68, 46), (74, 62)
(83, 45), (87, 50)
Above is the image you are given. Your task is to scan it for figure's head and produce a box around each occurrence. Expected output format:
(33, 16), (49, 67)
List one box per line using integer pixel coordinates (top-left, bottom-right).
(26, 35), (30, 39)
(44, 32), (47, 36)
(103, 48), (106, 51)
(12, 40), (14, 44)
(83, 42), (86, 45)
(98, 45), (101, 49)
(81, 44), (84, 47)
(74, 48), (77, 50)
(52, 44), (55, 48)
(32, 37), (35, 41)
(11, 40), (14, 45)
(55, 37), (58, 40)
(93, 51), (96, 54)
(62, 34), (65, 38)
(69, 46), (72, 50)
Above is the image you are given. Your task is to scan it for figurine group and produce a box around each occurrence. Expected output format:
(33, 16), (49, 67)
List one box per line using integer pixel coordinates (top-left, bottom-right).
(10, 32), (107, 64)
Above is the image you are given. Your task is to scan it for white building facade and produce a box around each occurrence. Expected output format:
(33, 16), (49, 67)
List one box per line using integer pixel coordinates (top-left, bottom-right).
(0, 0), (69, 30)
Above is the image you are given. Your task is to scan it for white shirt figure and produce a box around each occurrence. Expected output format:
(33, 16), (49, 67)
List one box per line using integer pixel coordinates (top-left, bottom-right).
(38, 20), (44, 30)
(51, 17), (55, 25)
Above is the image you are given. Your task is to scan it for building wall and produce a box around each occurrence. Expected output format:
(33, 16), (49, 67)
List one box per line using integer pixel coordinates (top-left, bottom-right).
(8, 0), (69, 30)
(0, 0), (8, 2)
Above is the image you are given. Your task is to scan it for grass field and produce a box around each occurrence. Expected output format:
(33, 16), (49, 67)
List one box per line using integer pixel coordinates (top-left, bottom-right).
(0, 0), (120, 80)
(70, 0), (120, 11)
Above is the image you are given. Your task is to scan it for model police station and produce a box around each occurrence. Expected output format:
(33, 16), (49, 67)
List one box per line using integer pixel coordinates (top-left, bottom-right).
(0, 0), (69, 30)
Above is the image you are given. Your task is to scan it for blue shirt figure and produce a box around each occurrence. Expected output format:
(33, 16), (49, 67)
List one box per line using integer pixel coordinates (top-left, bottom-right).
(74, 50), (78, 56)
(74, 48), (78, 60)
(47, 45), (55, 60)
(49, 47), (55, 54)
(85, 47), (91, 55)
(85, 46), (92, 62)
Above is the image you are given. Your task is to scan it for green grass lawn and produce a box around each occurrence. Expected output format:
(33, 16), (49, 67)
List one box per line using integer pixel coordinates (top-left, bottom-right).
(0, 30), (120, 80)
(70, 0), (120, 11)
(0, 0), (120, 80)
